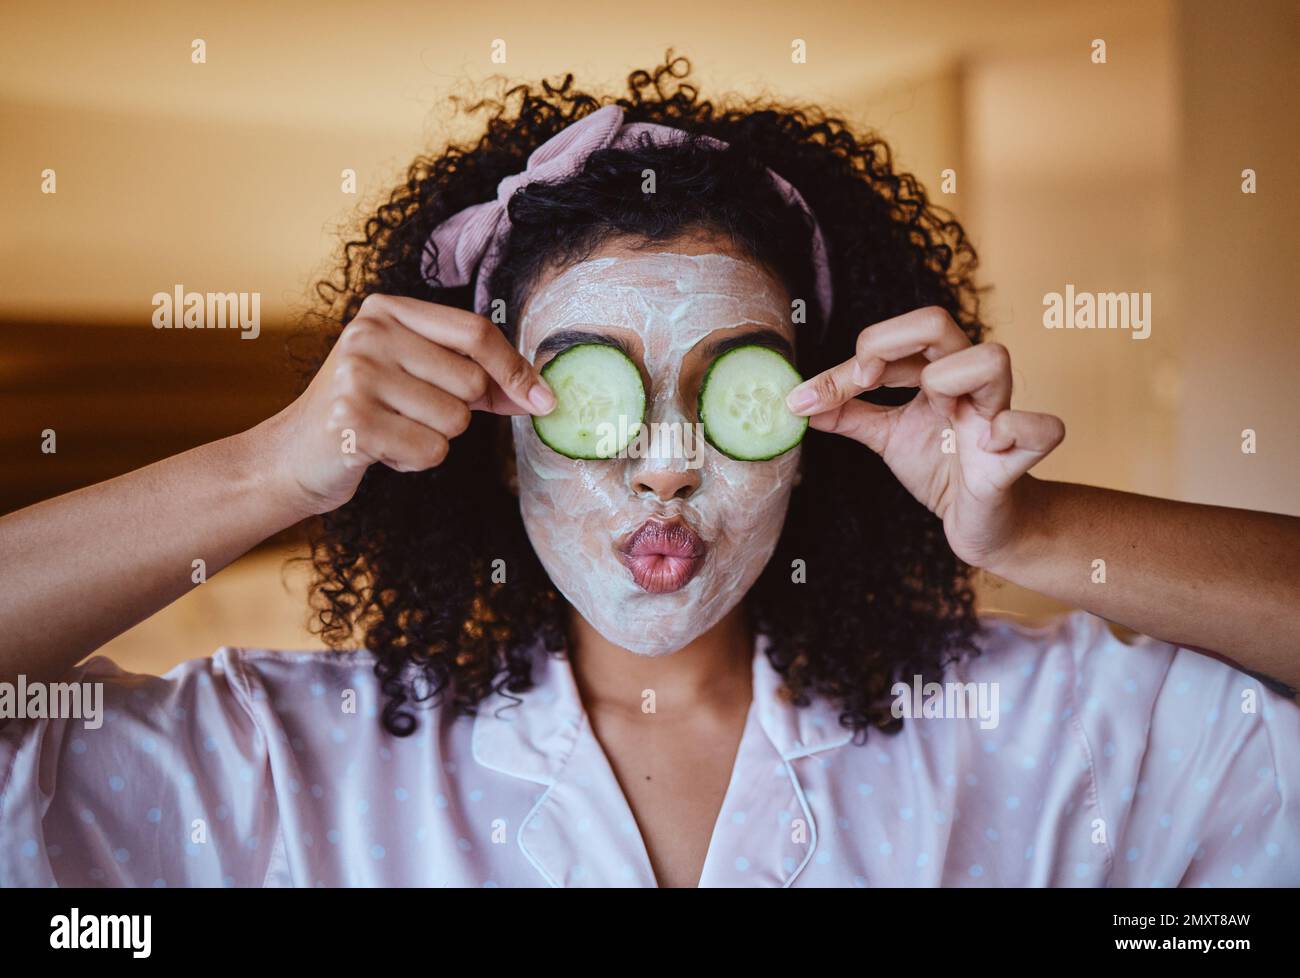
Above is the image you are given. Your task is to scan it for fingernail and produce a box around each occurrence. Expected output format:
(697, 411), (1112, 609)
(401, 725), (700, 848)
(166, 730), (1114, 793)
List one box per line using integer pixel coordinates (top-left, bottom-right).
(787, 386), (818, 414)
(528, 382), (556, 413)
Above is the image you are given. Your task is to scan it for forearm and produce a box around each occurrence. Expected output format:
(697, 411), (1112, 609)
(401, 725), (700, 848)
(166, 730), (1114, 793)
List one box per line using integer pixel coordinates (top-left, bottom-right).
(986, 477), (1300, 690)
(0, 414), (309, 685)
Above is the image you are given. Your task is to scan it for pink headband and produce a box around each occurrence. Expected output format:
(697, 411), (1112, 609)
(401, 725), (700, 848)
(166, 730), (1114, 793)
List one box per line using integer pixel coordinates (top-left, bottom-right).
(420, 103), (834, 325)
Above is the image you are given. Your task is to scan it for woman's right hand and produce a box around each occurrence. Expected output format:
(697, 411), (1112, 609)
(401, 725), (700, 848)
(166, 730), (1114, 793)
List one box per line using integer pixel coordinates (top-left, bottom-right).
(0, 294), (557, 680)
(265, 294), (556, 517)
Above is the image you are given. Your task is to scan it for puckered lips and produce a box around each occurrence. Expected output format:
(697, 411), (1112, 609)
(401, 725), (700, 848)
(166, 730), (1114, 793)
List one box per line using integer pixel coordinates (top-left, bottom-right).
(616, 517), (707, 594)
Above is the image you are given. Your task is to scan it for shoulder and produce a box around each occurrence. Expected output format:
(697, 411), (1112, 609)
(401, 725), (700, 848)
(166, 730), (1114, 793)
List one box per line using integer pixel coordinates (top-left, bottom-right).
(31, 645), (415, 757)
(922, 609), (1186, 773)
(946, 608), (1290, 733)
(217, 645), (381, 701)
(218, 646), (475, 762)
(960, 608), (1290, 716)
(210, 645), (437, 734)
(939, 608), (1135, 707)
(962, 607), (1154, 667)
(67, 644), (382, 711)
(949, 608), (1184, 697)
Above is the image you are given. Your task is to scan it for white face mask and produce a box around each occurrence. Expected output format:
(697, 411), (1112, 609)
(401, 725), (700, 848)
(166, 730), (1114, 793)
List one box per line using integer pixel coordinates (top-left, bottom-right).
(511, 251), (801, 656)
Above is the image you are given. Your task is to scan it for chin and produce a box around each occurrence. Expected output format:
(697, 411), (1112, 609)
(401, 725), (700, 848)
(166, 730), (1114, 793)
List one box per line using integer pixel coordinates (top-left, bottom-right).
(597, 628), (704, 657)
(614, 638), (689, 658)
(577, 592), (739, 657)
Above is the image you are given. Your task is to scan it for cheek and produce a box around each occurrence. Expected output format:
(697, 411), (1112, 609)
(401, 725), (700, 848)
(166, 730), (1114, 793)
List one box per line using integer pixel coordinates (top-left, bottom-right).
(701, 447), (800, 539)
(512, 417), (626, 556)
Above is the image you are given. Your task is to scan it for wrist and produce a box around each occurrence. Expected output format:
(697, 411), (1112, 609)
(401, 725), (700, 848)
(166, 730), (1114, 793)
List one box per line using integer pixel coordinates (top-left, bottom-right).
(981, 474), (1056, 579)
(232, 411), (321, 526)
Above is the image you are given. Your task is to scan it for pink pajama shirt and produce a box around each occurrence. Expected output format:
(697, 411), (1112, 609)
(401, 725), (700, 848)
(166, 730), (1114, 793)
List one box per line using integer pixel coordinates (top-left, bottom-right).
(2, 610), (1297, 886)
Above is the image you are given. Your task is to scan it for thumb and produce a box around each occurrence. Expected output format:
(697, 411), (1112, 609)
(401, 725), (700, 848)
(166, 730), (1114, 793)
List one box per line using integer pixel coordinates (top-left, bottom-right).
(808, 398), (895, 455)
(469, 380), (536, 416)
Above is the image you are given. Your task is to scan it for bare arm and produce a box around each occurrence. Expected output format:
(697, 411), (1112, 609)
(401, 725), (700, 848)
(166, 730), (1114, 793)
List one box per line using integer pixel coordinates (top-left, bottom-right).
(0, 418), (307, 685)
(986, 476), (1300, 693)
(0, 295), (555, 687)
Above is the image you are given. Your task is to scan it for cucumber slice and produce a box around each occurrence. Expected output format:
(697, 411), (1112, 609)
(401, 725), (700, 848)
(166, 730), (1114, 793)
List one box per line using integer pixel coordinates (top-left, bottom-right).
(699, 345), (807, 461)
(532, 343), (646, 459)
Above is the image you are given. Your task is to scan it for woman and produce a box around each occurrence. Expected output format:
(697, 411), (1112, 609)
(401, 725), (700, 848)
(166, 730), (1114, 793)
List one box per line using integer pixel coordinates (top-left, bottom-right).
(2, 56), (1297, 888)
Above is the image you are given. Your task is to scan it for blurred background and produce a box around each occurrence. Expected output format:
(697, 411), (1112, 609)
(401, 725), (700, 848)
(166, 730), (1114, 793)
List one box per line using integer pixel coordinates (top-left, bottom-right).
(2, 0), (1296, 675)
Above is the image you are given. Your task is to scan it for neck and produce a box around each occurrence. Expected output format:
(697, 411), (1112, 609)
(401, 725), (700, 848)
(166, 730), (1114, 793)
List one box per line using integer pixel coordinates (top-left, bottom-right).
(566, 603), (755, 718)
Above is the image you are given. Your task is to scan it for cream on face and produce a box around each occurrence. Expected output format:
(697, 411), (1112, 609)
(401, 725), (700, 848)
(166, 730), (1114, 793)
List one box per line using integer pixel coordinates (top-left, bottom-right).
(511, 251), (801, 656)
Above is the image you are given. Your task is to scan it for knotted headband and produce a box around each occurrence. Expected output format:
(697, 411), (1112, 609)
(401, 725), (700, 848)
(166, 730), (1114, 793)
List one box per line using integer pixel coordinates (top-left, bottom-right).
(420, 103), (834, 325)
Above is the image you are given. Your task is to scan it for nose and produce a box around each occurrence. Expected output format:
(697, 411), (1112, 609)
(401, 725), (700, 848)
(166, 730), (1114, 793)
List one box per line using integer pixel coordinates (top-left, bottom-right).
(628, 387), (703, 502)
(631, 464), (701, 502)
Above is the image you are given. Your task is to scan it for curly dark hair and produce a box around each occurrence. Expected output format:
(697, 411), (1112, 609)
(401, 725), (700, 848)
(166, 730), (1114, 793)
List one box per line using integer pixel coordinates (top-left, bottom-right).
(292, 52), (988, 741)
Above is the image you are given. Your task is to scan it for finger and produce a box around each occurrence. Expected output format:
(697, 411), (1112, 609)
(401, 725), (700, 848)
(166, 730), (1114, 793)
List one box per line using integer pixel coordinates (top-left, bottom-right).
(853, 305), (974, 368)
(362, 358), (476, 440)
(334, 395), (451, 472)
(979, 409), (1065, 455)
(919, 342), (1013, 422)
(870, 354), (929, 387)
(785, 353), (930, 418)
(374, 417), (451, 473)
(340, 316), (495, 406)
(357, 294), (555, 415)
(807, 398), (896, 455)
(467, 380), (535, 416)
(787, 306), (971, 416)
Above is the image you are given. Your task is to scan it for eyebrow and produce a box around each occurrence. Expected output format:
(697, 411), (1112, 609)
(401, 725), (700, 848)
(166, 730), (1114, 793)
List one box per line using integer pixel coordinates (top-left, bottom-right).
(534, 329), (632, 361)
(700, 327), (795, 363)
(533, 325), (794, 363)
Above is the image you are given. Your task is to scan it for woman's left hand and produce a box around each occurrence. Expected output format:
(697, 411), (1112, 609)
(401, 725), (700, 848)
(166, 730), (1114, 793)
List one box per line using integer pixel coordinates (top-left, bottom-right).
(785, 306), (1065, 569)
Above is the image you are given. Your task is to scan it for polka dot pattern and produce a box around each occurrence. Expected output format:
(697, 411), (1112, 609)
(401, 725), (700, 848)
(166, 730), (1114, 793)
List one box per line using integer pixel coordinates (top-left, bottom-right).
(0, 611), (1295, 887)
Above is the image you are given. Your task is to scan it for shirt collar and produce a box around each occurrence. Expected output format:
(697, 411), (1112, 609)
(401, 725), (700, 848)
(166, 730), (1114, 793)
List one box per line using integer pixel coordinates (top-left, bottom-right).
(471, 633), (852, 784)
(470, 633), (853, 887)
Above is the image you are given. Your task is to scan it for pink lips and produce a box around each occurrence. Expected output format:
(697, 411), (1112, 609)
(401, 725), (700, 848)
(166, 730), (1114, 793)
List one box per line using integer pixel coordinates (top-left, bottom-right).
(617, 518), (707, 594)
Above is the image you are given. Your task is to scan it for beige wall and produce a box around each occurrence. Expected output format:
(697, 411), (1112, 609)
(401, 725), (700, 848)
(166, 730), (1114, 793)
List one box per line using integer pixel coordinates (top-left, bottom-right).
(1175, 0), (1300, 515)
(963, 16), (1180, 504)
(0, 0), (1163, 322)
(0, 96), (416, 324)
